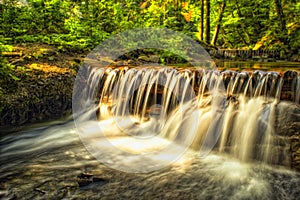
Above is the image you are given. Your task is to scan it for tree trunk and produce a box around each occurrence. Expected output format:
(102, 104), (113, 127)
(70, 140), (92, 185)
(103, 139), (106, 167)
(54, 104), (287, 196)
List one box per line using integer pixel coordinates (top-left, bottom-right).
(234, 0), (250, 45)
(211, 1), (226, 46)
(220, 28), (234, 48)
(205, 0), (210, 43)
(236, 28), (249, 46)
(200, 0), (204, 40)
(274, 0), (286, 32)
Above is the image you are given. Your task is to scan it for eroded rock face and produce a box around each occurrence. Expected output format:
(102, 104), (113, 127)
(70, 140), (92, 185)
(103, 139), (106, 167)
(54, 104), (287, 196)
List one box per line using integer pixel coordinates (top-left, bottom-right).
(0, 68), (75, 132)
(275, 103), (300, 137)
(281, 71), (299, 103)
(291, 135), (300, 171)
(274, 102), (300, 171)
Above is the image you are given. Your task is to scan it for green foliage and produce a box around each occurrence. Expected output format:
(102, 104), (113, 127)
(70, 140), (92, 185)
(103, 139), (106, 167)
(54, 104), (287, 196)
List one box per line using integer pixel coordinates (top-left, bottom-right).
(0, 0), (299, 53)
(216, 0), (300, 50)
(0, 42), (19, 83)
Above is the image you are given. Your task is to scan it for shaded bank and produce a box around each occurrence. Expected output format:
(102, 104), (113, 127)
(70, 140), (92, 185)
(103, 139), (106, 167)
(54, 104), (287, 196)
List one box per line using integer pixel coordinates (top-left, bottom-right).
(0, 64), (75, 132)
(0, 43), (83, 132)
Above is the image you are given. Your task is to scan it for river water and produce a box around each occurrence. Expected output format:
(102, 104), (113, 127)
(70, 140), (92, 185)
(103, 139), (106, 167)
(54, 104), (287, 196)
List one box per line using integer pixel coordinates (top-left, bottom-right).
(1, 62), (300, 199)
(0, 117), (300, 199)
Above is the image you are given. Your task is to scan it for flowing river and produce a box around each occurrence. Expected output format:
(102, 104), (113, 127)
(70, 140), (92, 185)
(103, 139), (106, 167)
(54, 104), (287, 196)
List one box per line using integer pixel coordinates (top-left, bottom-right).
(1, 64), (300, 199)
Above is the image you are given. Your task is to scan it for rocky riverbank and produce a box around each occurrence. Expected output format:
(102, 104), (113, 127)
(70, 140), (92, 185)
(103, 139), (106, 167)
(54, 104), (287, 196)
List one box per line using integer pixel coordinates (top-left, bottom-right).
(0, 43), (84, 132)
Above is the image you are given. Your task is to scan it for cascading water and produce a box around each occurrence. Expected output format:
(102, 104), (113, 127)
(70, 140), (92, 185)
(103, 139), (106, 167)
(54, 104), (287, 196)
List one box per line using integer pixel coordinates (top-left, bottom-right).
(1, 65), (300, 199)
(77, 66), (299, 167)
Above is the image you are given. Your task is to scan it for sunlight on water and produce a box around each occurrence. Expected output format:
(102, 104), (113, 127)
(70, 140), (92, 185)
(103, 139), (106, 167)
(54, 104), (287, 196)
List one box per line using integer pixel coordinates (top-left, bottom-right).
(0, 118), (299, 199)
(104, 137), (170, 154)
(70, 66), (300, 173)
(1, 66), (300, 198)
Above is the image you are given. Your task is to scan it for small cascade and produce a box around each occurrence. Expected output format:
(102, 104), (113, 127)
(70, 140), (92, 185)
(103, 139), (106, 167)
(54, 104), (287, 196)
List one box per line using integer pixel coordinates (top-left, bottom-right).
(78, 66), (300, 167)
(222, 70), (283, 100)
(210, 49), (280, 60)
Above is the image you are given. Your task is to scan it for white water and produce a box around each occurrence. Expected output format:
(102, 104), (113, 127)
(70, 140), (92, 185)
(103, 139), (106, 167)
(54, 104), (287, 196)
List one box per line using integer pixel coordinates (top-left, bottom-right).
(1, 66), (299, 198)
(74, 66), (296, 167)
(0, 117), (299, 199)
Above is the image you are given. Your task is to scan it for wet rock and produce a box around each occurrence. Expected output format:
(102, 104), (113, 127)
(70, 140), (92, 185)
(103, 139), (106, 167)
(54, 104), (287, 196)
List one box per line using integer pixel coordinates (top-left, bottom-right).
(281, 70), (298, 102)
(77, 173), (109, 189)
(77, 173), (94, 187)
(274, 102), (300, 171)
(275, 102), (300, 137)
(34, 188), (46, 195)
(291, 135), (300, 171)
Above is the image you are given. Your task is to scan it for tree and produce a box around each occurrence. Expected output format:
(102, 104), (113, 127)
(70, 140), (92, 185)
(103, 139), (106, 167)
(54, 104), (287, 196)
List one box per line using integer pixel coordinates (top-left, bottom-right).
(274, 0), (286, 32)
(211, 1), (226, 46)
(0, 0), (299, 53)
(200, 0), (204, 40)
(205, 0), (210, 43)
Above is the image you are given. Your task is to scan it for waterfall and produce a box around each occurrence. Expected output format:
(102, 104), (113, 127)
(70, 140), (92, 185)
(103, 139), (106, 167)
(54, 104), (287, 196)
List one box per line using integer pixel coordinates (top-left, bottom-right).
(76, 66), (299, 167)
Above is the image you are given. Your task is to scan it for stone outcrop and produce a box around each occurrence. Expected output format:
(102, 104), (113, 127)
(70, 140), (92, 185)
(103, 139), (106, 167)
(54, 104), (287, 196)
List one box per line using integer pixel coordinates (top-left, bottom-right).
(0, 66), (75, 132)
(275, 102), (300, 171)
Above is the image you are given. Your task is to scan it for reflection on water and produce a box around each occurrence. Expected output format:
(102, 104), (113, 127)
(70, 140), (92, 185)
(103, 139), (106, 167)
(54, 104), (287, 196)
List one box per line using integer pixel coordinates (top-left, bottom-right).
(216, 61), (300, 72)
(0, 118), (300, 199)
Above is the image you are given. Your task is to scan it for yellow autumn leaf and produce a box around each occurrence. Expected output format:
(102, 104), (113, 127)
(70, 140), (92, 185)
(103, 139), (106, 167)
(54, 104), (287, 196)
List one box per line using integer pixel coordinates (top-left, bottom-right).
(181, 11), (192, 22)
(253, 42), (263, 50)
(182, 2), (189, 9)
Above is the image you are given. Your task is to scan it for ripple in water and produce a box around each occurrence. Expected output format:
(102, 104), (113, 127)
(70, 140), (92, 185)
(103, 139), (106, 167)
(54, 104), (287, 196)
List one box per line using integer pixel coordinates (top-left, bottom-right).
(0, 117), (299, 199)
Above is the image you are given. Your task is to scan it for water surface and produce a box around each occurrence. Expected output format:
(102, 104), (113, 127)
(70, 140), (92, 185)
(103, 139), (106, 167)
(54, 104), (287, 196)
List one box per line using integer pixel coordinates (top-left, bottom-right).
(0, 117), (299, 199)
(216, 61), (300, 72)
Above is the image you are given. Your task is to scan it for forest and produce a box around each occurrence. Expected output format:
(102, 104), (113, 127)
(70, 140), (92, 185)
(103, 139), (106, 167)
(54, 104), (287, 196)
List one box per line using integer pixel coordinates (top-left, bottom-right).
(1, 0), (300, 49)
(0, 0), (300, 82)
